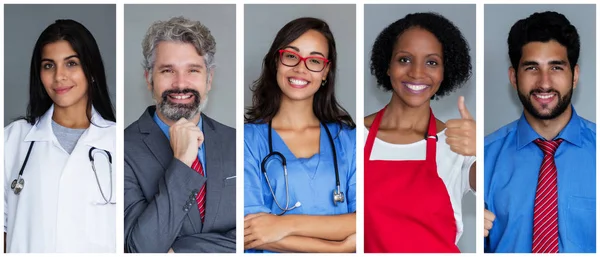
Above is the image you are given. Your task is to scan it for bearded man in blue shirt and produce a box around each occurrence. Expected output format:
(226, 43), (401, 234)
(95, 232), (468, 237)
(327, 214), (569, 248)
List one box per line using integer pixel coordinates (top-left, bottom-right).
(484, 11), (595, 253)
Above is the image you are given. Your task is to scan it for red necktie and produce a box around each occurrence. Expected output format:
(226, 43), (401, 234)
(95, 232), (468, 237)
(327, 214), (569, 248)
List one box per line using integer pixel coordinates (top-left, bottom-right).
(532, 138), (563, 253)
(191, 158), (206, 223)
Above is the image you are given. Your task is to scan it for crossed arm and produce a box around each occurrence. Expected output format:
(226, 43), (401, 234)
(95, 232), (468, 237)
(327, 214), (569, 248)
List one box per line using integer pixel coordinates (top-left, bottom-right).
(244, 212), (356, 253)
(124, 157), (234, 253)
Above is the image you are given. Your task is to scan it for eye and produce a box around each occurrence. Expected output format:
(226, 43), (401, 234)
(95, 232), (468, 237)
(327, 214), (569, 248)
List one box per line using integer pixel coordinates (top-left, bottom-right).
(284, 53), (298, 59)
(190, 69), (200, 73)
(398, 57), (410, 63)
(160, 69), (173, 73)
(551, 66), (564, 71)
(66, 60), (79, 67)
(426, 60), (439, 66)
(42, 63), (54, 69)
(524, 66), (538, 71)
(309, 58), (323, 65)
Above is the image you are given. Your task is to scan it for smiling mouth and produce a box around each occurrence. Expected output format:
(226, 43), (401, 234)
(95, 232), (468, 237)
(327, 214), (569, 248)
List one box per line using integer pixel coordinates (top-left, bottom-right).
(288, 78), (310, 88)
(54, 86), (74, 95)
(532, 92), (557, 104)
(403, 83), (430, 93)
(169, 94), (194, 100)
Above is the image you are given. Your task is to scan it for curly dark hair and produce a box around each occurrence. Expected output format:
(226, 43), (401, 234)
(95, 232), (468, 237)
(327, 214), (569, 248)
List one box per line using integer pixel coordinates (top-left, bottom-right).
(370, 12), (472, 99)
(508, 11), (579, 74)
(245, 17), (355, 128)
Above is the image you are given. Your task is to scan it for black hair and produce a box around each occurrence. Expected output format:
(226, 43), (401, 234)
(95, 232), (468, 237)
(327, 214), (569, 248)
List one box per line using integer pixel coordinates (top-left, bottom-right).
(245, 17), (355, 128)
(370, 12), (472, 99)
(25, 19), (115, 125)
(508, 11), (580, 73)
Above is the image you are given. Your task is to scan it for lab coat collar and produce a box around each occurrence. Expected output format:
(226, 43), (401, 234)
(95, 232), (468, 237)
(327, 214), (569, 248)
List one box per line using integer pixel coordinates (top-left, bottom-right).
(24, 104), (115, 151)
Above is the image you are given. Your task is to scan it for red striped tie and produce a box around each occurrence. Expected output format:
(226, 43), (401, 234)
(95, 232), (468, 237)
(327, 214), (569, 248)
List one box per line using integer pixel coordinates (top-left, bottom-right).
(191, 158), (206, 223)
(532, 138), (563, 253)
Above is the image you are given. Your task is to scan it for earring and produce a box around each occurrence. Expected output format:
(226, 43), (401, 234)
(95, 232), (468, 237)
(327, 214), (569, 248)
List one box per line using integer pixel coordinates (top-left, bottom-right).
(92, 77), (96, 83)
(321, 79), (327, 87)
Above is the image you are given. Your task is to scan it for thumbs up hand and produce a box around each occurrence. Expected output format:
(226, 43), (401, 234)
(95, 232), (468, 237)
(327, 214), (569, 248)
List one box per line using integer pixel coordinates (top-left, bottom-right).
(445, 96), (476, 156)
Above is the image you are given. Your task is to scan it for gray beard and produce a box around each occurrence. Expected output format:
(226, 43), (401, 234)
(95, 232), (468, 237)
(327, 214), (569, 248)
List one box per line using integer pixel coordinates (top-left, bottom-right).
(154, 88), (208, 121)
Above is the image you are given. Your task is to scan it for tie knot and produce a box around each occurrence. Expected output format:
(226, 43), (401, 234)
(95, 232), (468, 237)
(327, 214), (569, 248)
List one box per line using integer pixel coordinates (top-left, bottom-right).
(534, 138), (563, 156)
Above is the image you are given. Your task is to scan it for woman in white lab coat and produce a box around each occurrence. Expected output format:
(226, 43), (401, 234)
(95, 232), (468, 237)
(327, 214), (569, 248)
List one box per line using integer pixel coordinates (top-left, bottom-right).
(4, 19), (116, 253)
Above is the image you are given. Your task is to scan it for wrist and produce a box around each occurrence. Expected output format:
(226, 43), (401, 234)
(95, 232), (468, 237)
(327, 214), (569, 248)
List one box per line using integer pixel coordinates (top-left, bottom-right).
(174, 155), (194, 167)
(280, 215), (295, 237)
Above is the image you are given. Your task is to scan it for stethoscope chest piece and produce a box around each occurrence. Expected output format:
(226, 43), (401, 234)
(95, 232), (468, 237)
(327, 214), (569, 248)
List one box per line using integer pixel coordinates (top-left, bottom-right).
(333, 186), (345, 206)
(11, 177), (24, 195)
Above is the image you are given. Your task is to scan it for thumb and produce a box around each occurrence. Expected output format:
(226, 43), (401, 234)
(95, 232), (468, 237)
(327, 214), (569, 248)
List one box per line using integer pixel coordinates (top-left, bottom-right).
(458, 96), (473, 120)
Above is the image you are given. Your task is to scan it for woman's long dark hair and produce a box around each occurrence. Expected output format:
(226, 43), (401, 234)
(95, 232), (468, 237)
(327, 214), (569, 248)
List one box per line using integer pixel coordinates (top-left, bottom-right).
(245, 17), (355, 128)
(25, 19), (115, 125)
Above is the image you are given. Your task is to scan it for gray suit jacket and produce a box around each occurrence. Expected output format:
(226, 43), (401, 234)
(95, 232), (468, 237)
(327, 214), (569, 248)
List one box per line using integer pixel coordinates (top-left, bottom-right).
(124, 106), (236, 253)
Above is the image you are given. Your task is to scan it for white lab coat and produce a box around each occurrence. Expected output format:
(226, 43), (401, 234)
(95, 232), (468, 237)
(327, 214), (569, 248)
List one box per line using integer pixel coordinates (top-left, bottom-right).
(4, 105), (116, 253)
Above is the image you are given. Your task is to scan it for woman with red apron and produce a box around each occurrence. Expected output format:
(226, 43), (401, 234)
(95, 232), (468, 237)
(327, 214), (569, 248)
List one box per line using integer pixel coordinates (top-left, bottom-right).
(364, 11), (476, 253)
(365, 107), (458, 253)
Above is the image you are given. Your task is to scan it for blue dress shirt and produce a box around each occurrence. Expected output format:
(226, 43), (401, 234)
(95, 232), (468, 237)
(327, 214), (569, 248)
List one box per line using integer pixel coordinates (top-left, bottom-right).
(484, 107), (595, 253)
(153, 112), (206, 175)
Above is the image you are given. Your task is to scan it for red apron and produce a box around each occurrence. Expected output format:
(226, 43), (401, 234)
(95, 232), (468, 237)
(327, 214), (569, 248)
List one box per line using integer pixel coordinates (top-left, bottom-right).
(364, 107), (459, 253)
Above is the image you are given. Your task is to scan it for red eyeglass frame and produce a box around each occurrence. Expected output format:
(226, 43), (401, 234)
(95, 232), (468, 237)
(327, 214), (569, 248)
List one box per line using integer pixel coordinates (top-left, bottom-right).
(278, 49), (330, 72)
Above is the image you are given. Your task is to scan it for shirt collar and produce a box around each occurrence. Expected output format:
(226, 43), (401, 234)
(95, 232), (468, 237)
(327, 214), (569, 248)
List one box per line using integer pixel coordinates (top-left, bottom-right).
(24, 104), (115, 151)
(152, 111), (204, 140)
(516, 105), (583, 149)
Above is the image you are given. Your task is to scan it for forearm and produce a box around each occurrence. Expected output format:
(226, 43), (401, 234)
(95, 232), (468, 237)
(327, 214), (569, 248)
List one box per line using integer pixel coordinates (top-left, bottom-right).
(257, 236), (350, 253)
(124, 159), (204, 253)
(285, 213), (356, 241)
(171, 229), (236, 253)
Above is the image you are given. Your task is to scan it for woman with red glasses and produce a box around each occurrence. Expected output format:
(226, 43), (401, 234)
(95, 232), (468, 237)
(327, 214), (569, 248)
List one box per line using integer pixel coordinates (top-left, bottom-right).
(243, 17), (356, 253)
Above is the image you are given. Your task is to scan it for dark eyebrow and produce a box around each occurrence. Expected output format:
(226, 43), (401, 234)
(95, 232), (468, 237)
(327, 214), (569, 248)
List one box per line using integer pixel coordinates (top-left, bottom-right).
(41, 55), (79, 63)
(549, 60), (567, 66)
(284, 46), (326, 57)
(521, 61), (539, 66)
(426, 53), (442, 59)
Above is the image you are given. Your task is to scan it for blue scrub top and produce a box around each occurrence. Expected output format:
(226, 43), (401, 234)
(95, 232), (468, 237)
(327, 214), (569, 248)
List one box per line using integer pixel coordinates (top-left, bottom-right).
(484, 107), (596, 253)
(244, 122), (356, 253)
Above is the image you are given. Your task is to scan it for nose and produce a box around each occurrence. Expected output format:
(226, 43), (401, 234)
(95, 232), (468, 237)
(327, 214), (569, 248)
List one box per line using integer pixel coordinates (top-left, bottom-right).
(537, 69), (552, 89)
(54, 65), (68, 82)
(292, 59), (309, 74)
(407, 61), (425, 79)
(172, 71), (187, 88)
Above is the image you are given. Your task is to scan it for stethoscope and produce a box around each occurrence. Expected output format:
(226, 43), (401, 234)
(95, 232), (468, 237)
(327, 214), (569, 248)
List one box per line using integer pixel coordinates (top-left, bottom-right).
(261, 121), (344, 216)
(11, 142), (115, 205)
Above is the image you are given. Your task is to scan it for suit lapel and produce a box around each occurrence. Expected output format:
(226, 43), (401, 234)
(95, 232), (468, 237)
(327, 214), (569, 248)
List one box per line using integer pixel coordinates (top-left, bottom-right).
(201, 114), (224, 232)
(138, 107), (173, 170)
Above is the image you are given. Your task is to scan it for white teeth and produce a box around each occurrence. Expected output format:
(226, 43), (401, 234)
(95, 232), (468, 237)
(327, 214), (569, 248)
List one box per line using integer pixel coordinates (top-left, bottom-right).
(289, 78), (308, 86)
(171, 95), (192, 99)
(405, 84), (428, 91)
(535, 94), (554, 99)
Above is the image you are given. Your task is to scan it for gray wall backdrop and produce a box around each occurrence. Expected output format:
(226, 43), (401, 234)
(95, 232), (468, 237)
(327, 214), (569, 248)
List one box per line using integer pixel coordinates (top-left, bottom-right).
(364, 4), (477, 253)
(244, 4), (356, 120)
(484, 4), (596, 135)
(124, 4), (236, 128)
(4, 4), (116, 125)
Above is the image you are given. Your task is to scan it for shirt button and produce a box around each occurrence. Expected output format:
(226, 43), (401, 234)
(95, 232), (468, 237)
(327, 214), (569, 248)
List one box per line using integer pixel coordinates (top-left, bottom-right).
(188, 202), (193, 207)
(183, 206), (189, 212)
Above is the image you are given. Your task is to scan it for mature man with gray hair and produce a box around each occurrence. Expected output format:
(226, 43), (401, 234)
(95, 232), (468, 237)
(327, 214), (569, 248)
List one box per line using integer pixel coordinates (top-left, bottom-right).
(124, 16), (236, 253)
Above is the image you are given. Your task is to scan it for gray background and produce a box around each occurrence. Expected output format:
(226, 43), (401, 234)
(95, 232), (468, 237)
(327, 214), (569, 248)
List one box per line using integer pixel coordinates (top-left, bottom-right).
(124, 4), (236, 128)
(484, 4), (596, 135)
(244, 4), (356, 120)
(364, 4), (477, 253)
(4, 4), (116, 125)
